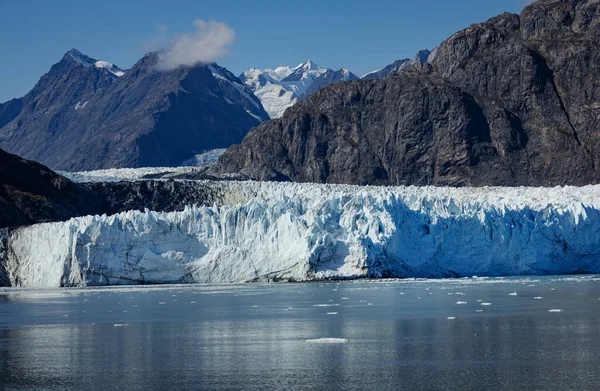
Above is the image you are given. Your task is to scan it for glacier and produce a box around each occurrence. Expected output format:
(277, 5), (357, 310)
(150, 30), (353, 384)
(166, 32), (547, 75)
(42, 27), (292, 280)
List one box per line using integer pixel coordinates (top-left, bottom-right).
(2, 181), (600, 288)
(241, 60), (337, 119)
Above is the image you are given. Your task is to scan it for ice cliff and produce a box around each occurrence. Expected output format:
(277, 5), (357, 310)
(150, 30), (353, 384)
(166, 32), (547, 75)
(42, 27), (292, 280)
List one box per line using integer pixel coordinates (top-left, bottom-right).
(3, 181), (600, 287)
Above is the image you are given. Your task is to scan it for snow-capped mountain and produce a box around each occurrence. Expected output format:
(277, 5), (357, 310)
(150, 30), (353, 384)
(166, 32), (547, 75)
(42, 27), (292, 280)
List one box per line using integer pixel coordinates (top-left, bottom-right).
(240, 60), (358, 118)
(0, 49), (269, 171)
(362, 49), (436, 79)
(67, 49), (126, 77)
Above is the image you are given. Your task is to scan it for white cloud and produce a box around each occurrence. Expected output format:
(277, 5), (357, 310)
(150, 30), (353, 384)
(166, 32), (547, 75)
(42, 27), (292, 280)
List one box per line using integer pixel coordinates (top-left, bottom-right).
(156, 19), (235, 71)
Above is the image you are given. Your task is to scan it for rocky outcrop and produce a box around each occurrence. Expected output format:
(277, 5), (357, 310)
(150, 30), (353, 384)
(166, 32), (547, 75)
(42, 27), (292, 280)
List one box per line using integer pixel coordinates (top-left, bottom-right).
(212, 0), (600, 187)
(0, 148), (103, 228)
(0, 50), (269, 171)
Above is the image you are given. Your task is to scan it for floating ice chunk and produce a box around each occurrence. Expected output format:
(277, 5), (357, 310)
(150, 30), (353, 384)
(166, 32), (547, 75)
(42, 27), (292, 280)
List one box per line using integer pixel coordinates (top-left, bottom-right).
(534, 297), (543, 300)
(341, 297), (349, 300)
(548, 309), (563, 313)
(158, 302), (166, 305)
(456, 301), (467, 305)
(455, 293), (465, 296)
(481, 303), (492, 306)
(477, 300), (483, 302)
(113, 324), (129, 327)
(447, 317), (456, 320)
(476, 310), (483, 313)
(326, 312), (338, 315)
(190, 301), (196, 304)
(509, 292), (518, 296)
(306, 338), (348, 344)
(313, 304), (339, 307)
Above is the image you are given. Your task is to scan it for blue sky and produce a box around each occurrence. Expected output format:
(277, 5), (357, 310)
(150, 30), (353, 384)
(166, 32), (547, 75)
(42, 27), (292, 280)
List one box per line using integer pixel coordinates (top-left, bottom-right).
(0, 0), (531, 102)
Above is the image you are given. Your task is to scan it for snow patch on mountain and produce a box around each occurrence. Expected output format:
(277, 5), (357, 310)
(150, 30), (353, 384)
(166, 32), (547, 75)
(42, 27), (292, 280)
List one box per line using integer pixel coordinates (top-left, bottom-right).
(4, 182), (600, 287)
(66, 49), (125, 77)
(181, 149), (227, 167)
(94, 61), (125, 77)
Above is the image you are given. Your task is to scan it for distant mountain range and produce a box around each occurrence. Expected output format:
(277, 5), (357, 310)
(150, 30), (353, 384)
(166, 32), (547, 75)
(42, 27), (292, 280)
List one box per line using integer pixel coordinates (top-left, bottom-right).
(0, 49), (269, 171)
(240, 53), (439, 119)
(240, 60), (358, 118)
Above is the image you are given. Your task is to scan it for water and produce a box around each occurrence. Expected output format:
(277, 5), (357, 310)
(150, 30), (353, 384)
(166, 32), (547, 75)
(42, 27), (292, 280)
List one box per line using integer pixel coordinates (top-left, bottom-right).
(1, 276), (599, 390)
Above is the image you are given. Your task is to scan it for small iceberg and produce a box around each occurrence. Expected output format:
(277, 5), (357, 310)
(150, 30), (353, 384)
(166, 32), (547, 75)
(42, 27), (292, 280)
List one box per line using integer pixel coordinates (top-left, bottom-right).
(306, 338), (348, 344)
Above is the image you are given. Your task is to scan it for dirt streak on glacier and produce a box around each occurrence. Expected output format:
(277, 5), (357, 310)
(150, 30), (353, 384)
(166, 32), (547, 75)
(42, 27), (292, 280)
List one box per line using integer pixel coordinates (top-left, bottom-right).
(3, 181), (600, 287)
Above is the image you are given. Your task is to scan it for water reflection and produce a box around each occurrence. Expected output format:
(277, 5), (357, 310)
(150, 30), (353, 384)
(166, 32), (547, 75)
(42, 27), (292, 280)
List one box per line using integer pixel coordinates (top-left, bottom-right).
(0, 278), (599, 390)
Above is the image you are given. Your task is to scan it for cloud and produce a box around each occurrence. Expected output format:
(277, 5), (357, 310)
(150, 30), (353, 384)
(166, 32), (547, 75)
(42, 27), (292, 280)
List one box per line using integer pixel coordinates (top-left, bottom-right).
(155, 19), (235, 71)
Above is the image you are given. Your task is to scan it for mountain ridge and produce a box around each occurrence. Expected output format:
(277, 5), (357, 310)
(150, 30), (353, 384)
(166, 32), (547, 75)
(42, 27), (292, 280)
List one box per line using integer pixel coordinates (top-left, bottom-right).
(0, 49), (269, 171)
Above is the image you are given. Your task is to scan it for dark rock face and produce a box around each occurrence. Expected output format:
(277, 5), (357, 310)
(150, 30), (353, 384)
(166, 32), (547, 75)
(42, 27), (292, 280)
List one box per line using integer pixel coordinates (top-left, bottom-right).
(212, 0), (600, 186)
(0, 50), (269, 171)
(0, 148), (103, 228)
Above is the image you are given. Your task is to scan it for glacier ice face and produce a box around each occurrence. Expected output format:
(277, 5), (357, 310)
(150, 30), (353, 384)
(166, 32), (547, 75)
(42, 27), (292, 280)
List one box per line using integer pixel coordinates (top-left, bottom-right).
(3, 181), (600, 287)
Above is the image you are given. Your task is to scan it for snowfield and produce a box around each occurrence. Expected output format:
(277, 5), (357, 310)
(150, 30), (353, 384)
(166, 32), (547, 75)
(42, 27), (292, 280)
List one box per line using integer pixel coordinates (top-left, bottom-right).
(3, 181), (600, 287)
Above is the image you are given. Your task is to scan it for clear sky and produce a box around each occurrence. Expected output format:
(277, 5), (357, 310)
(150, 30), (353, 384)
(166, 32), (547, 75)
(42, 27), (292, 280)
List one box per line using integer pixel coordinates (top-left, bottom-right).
(0, 0), (532, 102)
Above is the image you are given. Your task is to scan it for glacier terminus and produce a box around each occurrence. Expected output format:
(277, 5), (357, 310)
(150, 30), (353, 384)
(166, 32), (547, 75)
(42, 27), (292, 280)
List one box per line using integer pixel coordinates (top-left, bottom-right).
(2, 181), (600, 288)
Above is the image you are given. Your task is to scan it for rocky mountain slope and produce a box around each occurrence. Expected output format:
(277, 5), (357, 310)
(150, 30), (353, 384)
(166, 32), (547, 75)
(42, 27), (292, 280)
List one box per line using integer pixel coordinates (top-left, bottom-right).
(211, 0), (600, 187)
(0, 148), (103, 228)
(0, 50), (269, 171)
(240, 60), (358, 118)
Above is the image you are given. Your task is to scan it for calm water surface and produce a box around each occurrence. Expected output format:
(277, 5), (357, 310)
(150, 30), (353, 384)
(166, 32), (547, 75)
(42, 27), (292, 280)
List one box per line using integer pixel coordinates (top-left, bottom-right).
(0, 276), (599, 390)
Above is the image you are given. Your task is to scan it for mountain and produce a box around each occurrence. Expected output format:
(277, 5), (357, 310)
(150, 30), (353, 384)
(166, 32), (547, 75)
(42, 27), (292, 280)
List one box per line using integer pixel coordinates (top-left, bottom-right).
(240, 60), (358, 118)
(0, 49), (269, 171)
(362, 49), (435, 79)
(211, 0), (600, 187)
(304, 68), (359, 97)
(0, 147), (103, 228)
